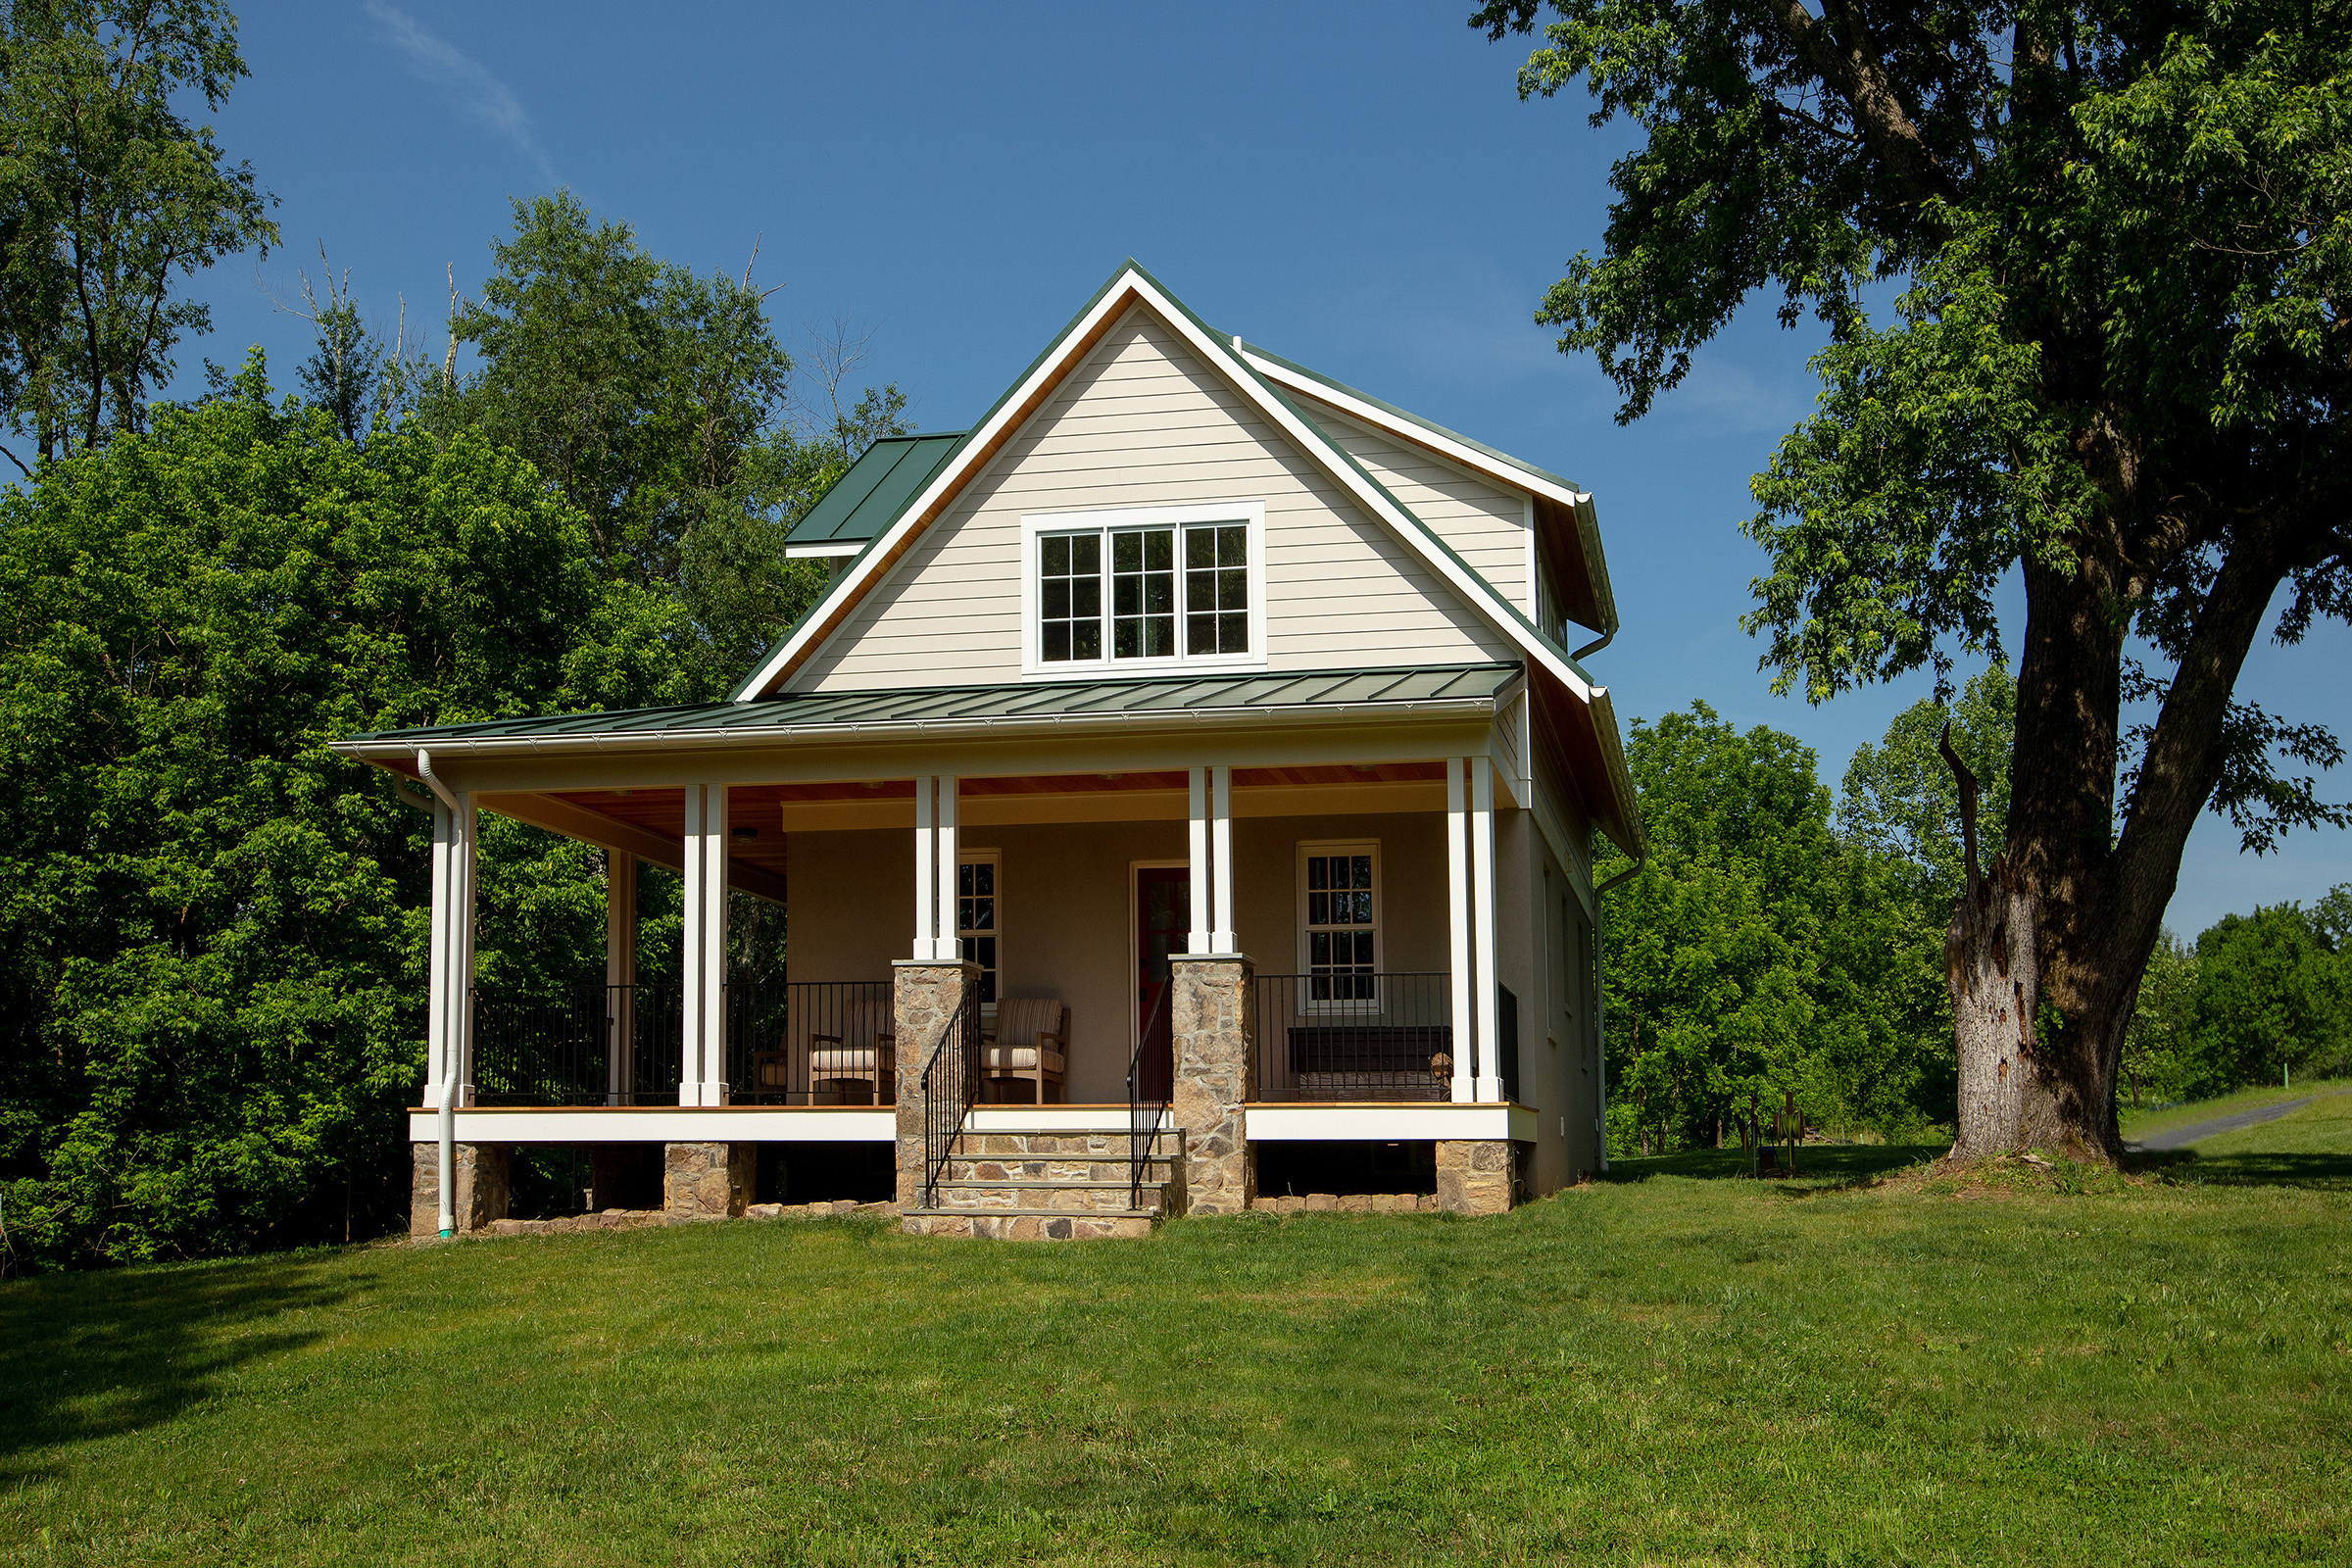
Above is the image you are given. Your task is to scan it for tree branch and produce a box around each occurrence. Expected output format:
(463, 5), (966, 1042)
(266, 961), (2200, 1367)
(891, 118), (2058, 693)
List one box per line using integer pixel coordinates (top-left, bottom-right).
(1771, 0), (1960, 209)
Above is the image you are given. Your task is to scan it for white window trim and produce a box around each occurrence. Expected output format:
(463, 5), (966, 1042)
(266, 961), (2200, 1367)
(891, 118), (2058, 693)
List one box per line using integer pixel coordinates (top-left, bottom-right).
(1019, 501), (1268, 679)
(956, 848), (1001, 1021)
(1295, 838), (1381, 1012)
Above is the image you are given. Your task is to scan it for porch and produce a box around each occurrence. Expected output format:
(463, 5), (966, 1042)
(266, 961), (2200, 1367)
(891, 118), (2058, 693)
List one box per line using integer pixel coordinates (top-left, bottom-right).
(355, 664), (1581, 1237)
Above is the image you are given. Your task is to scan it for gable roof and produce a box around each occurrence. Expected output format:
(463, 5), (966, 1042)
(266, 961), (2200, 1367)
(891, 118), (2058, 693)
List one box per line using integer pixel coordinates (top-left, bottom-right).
(725, 260), (1644, 856)
(783, 431), (966, 557)
(1234, 343), (1620, 638)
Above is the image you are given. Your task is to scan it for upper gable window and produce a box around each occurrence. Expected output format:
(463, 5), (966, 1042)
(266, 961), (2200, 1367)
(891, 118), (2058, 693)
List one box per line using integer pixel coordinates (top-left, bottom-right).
(1020, 502), (1266, 676)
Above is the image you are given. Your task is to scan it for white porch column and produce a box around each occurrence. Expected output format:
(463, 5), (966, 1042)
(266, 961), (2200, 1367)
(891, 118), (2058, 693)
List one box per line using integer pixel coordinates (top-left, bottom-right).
(1446, 759), (1474, 1103)
(425, 791), (478, 1106)
(1470, 756), (1502, 1103)
(605, 851), (636, 1105)
(1209, 764), (1236, 952)
(1187, 766), (1212, 955)
(935, 774), (959, 962)
(912, 773), (937, 959)
(680, 784), (730, 1106)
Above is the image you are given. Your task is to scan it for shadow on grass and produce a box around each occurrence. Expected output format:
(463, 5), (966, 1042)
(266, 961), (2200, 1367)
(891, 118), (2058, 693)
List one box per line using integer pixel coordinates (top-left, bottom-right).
(0, 1251), (363, 1483)
(1604, 1144), (1944, 1187)
(2131, 1147), (2352, 1192)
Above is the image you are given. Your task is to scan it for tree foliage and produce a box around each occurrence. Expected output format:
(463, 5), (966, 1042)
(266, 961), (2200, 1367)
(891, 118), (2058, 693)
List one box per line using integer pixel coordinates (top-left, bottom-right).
(0, 0), (276, 468)
(2187, 901), (2352, 1092)
(0, 356), (689, 1265)
(1480, 1), (2352, 1155)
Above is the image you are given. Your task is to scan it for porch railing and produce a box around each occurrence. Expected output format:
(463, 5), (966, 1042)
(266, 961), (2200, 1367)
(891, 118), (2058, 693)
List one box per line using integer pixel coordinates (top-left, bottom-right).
(918, 985), (981, 1207)
(724, 980), (897, 1104)
(1128, 979), (1174, 1207)
(470, 984), (681, 1105)
(1252, 972), (1454, 1102)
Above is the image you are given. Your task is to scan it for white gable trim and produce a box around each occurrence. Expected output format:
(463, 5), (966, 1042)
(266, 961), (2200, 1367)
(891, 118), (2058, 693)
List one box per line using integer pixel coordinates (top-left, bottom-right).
(735, 267), (1596, 710)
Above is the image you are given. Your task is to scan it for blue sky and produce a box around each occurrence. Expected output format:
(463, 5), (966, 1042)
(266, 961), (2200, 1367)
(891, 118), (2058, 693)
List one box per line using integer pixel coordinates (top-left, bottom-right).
(175, 1), (2347, 935)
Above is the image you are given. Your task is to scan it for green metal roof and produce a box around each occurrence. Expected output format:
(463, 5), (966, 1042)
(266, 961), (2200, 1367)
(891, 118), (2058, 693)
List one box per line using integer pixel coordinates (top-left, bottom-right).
(785, 431), (967, 547)
(340, 662), (1523, 754)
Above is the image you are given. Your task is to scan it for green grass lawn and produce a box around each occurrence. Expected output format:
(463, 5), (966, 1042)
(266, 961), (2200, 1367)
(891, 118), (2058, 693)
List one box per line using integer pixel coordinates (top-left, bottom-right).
(2, 1142), (2347, 1567)
(2119, 1080), (2350, 1145)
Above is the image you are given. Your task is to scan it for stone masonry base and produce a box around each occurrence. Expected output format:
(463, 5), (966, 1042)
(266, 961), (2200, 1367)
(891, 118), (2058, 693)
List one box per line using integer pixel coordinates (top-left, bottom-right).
(1436, 1140), (1515, 1214)
(410, 1141), (510, 1237)
(663, 1142), (753, 1221)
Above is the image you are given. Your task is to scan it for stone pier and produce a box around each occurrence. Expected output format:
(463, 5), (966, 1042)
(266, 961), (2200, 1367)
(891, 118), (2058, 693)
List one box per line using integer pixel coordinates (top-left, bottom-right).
(1171, 954), (1254, 1215)
(410, 1142), (510, 1237)
(1436, 1139), (1514, 1215)
(663, 1142), (753, 1221)
(893, 958), (981, 1210)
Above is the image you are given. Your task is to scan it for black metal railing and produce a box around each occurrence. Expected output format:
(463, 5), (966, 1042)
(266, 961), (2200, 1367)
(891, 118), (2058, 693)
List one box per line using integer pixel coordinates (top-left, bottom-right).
(1128, 979), (1174, 1206)
(918, 987), (981, 1207)
(724, 980), (896, 1104)
(470, 984), (682, 1105)
(1253, 972), (1454, 1102)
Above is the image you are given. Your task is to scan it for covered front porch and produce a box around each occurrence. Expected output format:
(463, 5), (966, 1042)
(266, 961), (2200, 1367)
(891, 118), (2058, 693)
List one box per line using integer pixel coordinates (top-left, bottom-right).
(346, 663), (1584, 1236)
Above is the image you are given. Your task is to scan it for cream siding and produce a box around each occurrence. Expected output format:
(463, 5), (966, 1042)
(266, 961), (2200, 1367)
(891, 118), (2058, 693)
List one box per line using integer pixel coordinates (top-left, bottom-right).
(790, 307), (1515, 692)
(1290, 395), (1534, 613)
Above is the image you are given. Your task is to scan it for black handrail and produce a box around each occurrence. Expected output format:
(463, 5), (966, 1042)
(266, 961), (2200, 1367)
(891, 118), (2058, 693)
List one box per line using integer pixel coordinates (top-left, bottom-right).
(1128, 979), (1174, 1207)
(918, 986), (981, 1207)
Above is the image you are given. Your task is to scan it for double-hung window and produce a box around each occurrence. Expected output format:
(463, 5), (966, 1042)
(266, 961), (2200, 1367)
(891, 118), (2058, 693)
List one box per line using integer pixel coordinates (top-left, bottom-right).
(956, 851), (1000, 1009)
(1298, 841), (1379, 1003)
(1023, 503), (1264, 674)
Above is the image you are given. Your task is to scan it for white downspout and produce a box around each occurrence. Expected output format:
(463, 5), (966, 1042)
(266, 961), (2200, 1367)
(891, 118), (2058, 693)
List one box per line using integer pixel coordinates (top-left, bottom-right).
(417, 749), (462, 1239)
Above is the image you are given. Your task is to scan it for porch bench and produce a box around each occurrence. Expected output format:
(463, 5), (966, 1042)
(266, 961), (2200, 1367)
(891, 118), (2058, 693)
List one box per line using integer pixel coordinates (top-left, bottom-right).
(1285, 1024), (1452, 1102)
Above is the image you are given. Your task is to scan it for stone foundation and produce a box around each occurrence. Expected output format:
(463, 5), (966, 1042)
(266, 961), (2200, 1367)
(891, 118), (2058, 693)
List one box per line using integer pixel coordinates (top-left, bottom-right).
(892, 960), (980, 1207)
(902, 1211), (1155, 1240)
(663, 1142), (753, 1221)
(1171, 954), (1253, 1215)
(1436, 1140), (1514, 1215)
(1251, 1193), (1441, 1213)
(410, 1141), (510, 1237)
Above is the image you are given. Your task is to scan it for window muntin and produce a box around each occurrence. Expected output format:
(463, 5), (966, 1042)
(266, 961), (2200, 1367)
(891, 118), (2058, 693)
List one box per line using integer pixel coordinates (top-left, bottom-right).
(1031, 508), (1257, 670)
(1301, 844), (1378, 1002)
(1109, 527), (1175, 659)
(956, 853), (1000, 1006)
(1185, 523), (1249, 655)
(1039, 532), (1102, 663)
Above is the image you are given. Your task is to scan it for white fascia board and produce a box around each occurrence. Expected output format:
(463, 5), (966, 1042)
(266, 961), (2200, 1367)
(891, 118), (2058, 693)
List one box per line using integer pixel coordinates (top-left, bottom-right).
(784, 540), (866, 559)
(1245, 1102), (1538, 1142)
(408, 1107), (897, 1144)
(732, 275), (1152, 703)
(1243, 350), (1593, 515)
(327, 693), (1503, 763)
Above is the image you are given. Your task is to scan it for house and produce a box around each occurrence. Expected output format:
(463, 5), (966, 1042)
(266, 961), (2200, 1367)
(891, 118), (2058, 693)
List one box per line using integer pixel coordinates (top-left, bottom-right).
(333, 261), (1643, 1240)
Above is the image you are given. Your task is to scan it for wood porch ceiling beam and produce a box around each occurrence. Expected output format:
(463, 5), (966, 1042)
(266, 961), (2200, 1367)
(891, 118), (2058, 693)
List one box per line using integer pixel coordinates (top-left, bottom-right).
(478, 791), (790, 906)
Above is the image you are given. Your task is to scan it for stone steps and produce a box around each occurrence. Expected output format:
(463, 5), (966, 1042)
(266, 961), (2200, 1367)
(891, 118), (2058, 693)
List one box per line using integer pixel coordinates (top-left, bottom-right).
(901, 1209), (1159, 1241)
(906, 1123), (1186, 1239)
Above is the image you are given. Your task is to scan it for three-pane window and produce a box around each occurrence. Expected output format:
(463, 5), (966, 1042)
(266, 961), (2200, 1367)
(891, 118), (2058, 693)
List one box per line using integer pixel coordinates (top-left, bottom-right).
(1038, 519), (1250, 665)
(956, 855), (999, 1006)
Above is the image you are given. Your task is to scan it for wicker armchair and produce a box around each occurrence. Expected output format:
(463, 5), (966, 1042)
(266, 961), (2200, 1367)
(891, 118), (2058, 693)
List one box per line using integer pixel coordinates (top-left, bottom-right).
(980, 997), (1066, 1103)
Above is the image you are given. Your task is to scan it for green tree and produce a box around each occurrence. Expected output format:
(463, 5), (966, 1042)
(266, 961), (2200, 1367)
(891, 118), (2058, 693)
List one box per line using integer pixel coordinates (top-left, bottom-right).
(0, 353), (688, 1266)
(0, 0), (276, 469)
(2120, 928), (2197, 1105)
(1839, 666), (2016, 907)
(1479, 2), (2352, 1161)
(428, 192), (793, 589)
(2188, 905), (2352, 1093)
(1600, 704), (1918, 1152)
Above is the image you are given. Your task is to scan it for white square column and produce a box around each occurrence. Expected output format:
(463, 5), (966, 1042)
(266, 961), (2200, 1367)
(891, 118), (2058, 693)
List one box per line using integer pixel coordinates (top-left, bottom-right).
(680, 784), (730, 1106)
(1187, 766), (1213, 955)
(604, 851), (636, 1105)
(1209, 764), (1236, 953)
(1446, 759), (1474, 1104)
(911, 775), (961, 960)
(1469, 757), (1502, 1103)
